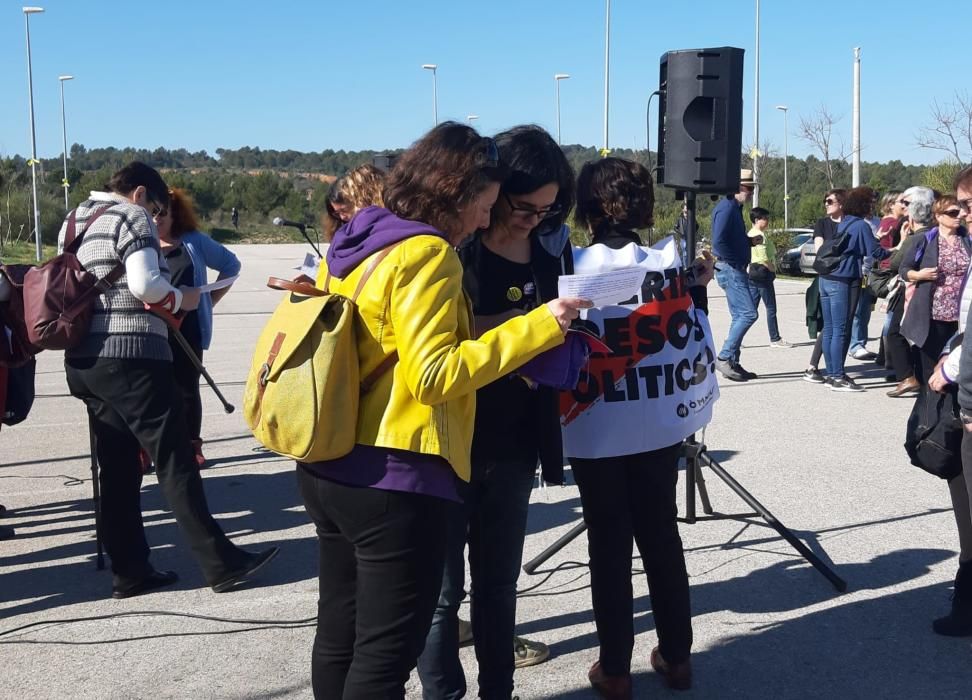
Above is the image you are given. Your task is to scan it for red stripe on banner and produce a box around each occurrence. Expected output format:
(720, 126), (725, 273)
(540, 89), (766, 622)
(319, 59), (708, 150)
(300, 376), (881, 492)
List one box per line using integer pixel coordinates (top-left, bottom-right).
(560, 293), (695, 425)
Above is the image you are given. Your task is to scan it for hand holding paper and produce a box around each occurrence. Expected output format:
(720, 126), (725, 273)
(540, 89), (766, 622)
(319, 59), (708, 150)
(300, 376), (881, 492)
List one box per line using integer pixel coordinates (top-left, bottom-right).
(558, 267), (647, 308)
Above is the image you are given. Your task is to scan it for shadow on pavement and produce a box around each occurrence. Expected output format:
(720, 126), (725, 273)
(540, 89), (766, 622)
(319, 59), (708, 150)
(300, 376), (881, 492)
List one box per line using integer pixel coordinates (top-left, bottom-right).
(0, 465), (314, 618)
(535, 548), (967, 698)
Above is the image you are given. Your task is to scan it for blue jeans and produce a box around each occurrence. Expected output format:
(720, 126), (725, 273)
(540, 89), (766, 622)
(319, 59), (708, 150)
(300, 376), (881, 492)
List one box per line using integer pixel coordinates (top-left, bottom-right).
(417, 453), (537, 700)
(850, 288), (874, 352)
(819, 277), (852, 378)
(748, 280), (781, 342)
(715, 265), (758, 362)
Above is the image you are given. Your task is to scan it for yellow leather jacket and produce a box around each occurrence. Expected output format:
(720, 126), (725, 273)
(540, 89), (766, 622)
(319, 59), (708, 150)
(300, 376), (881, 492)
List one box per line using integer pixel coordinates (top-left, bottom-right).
(317, 234), (564, 481)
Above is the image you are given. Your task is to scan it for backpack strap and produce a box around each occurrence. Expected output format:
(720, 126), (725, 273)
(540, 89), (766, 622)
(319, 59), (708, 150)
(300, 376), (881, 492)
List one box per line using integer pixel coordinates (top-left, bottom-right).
(64, 206), (125, 289)
(351, 242), (404, 302)
(352, 241), (406, 390)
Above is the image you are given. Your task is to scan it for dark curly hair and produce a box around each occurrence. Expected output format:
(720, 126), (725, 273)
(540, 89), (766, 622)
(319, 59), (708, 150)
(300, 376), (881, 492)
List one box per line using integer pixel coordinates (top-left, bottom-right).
(575, 158), (654, 238)
(383, 122), (508, 239)
(491, 125), (575, 235)
(842, 186), (876, 218)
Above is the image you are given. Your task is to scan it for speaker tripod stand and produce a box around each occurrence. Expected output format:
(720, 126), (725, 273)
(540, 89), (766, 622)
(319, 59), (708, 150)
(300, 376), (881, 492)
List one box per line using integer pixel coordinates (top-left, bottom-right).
(524, 433), (846, 593)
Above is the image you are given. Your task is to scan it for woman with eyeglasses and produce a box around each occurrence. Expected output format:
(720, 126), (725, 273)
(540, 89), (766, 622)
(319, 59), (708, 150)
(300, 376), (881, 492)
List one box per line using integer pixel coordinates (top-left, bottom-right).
(417, 125), (576, 700)
(899, 194), (971, 385)
(299, 122), (590, 699)
(803, 189), (846, 383)
(152, 188), (241, 467)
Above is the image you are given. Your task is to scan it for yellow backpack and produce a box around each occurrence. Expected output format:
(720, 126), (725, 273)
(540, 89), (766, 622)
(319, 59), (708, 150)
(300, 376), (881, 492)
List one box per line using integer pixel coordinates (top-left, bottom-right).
(243, 245), (398, 462)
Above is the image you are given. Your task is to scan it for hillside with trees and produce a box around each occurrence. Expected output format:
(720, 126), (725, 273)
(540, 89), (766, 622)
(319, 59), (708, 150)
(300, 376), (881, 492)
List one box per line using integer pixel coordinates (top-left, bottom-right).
(0, 142), (958, 258)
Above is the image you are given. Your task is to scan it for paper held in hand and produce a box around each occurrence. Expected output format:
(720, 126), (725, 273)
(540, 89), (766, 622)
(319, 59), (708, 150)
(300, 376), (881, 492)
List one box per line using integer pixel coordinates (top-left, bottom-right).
(196, 275), (239, 294)
(557, 267), (647, 308)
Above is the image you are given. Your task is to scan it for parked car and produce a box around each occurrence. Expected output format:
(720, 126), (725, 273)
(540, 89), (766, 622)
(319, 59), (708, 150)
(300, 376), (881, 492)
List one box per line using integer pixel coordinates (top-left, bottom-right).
(777, 229), (814, 274)
(798, 234), (819, 275)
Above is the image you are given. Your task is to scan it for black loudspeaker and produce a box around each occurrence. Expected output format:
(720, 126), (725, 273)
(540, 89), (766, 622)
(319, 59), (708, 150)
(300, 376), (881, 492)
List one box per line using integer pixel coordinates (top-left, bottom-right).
(656, 47), (745, 194)
(373, 154), (398, 171)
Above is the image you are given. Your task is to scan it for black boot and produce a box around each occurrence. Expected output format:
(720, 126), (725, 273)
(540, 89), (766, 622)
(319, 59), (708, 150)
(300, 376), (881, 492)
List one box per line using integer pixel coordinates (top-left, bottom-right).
(933, 561), (972, 637)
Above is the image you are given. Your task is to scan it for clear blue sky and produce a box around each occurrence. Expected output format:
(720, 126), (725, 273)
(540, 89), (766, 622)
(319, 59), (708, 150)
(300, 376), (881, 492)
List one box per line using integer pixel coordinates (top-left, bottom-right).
(0, 0), (964, 166)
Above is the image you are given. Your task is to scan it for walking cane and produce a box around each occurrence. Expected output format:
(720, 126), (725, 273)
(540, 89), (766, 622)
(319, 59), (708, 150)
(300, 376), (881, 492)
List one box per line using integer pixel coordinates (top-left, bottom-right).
(145, 302), (235, 414)
(88, 417), (105, 570)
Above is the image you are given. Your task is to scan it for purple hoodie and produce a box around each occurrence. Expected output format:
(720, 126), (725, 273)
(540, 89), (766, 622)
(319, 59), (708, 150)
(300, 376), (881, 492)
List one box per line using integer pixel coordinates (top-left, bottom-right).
(325, 205), (444, 278)
(304, 205), (461, 502)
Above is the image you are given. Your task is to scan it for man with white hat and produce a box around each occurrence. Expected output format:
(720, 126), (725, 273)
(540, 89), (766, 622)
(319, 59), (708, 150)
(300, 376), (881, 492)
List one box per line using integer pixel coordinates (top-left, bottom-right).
(711, 169), (759, 381)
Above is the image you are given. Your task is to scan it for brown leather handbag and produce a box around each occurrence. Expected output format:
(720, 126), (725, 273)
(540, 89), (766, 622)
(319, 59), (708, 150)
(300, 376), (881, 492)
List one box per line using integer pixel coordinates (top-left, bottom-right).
(22, 207), (124, 351)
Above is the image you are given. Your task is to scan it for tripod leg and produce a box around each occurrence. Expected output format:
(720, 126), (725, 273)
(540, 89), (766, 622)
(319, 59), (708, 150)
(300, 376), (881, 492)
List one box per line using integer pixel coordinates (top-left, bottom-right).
(700, 453), (847, 592)
(684, 453), (697, 523)
(88, 418), (105, 571)
(522, 520), (588, 575)
(694, 462), (714, 515)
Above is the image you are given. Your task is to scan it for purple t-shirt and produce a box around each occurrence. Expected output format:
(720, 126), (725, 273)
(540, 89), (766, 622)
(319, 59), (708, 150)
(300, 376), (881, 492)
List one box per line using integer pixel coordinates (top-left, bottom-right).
(299, 444), (461, 502)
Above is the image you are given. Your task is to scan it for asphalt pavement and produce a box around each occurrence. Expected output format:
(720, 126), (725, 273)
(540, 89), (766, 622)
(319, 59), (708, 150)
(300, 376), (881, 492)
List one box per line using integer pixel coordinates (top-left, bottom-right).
(1, 244), (970, 699)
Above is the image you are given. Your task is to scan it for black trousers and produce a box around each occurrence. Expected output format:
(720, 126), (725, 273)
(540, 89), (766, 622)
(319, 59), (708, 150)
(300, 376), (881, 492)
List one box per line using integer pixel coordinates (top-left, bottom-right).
(885, 300), (915, 381)
(297, 467), (448, 700)
(65, 357), (247, 585)
(170, 338), (203, 441)
(571, 443), (692, 675)
(918, 320), (958, 385)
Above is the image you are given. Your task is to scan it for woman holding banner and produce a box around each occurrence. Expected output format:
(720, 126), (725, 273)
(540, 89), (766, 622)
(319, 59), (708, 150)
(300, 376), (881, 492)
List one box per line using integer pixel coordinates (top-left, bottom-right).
(568, 158), (709, 699)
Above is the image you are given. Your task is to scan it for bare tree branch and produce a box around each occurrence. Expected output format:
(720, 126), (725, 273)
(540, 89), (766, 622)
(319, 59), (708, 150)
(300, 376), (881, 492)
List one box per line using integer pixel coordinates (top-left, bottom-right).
(916, 93), (972, 165)
(797, 105), (850, 188)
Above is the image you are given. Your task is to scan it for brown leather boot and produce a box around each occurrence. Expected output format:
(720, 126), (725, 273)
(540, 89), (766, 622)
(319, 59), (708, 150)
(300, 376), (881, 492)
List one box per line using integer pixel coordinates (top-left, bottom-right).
(886, 376), (919, 398)
(191, 439), (207, 468)
(588, 661), (632, 700)
(650, 647), (692, 690)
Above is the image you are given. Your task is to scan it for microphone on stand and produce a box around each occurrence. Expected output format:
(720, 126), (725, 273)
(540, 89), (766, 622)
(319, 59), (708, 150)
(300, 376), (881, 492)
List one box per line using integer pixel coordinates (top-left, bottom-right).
(273, 217), (322, 258)
(272, 216), (307, 233)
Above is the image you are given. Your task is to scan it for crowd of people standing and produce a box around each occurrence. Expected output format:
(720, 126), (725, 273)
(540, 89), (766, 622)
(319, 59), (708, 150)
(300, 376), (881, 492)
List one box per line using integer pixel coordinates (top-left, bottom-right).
(5, 126), (972, 699)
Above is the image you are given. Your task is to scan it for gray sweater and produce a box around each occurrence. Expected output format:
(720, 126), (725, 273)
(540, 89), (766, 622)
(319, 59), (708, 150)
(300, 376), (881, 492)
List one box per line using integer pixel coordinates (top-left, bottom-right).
(57, 192), (172, 361)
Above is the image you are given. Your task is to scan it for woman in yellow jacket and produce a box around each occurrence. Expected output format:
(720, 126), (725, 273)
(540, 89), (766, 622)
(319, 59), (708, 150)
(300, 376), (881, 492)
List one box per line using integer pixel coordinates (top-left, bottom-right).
(297, 122), (591, 700)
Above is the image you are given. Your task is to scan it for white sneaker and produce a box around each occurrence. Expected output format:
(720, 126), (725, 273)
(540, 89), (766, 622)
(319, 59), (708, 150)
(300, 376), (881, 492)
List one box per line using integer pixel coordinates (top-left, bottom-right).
(770, 339), (793, 348)
(851, 347), (877, 360)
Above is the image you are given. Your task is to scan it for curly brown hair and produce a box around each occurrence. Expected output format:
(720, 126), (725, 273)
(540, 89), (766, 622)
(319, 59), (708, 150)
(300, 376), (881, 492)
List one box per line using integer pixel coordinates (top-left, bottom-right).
(575, 158), (655, 237)
(841, 186), (876, 218)
(382, 122), (508, 238)
(322, 165), (387, 240)
(167, 187), (200, 237)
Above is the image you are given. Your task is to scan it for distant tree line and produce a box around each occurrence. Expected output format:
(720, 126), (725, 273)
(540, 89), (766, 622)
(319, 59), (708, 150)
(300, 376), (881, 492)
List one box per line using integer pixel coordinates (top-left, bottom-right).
(0, 142), (957, 254)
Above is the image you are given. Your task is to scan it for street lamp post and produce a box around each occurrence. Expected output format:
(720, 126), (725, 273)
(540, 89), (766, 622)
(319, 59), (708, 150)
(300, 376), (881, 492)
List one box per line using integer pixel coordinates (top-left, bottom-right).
(422, 64), (438, 125)
(602, 0), (610, 154)
(554, 73), (570, 145)
(23, 6), (45, 261)
(753, 0), (761, 206)
(59, 74), (74, 212)
(776, 105), (789, 231)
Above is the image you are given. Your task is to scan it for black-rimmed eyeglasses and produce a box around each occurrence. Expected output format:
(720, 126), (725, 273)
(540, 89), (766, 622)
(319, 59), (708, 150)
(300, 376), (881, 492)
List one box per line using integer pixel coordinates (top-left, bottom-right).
(502, 192), (563, 222)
